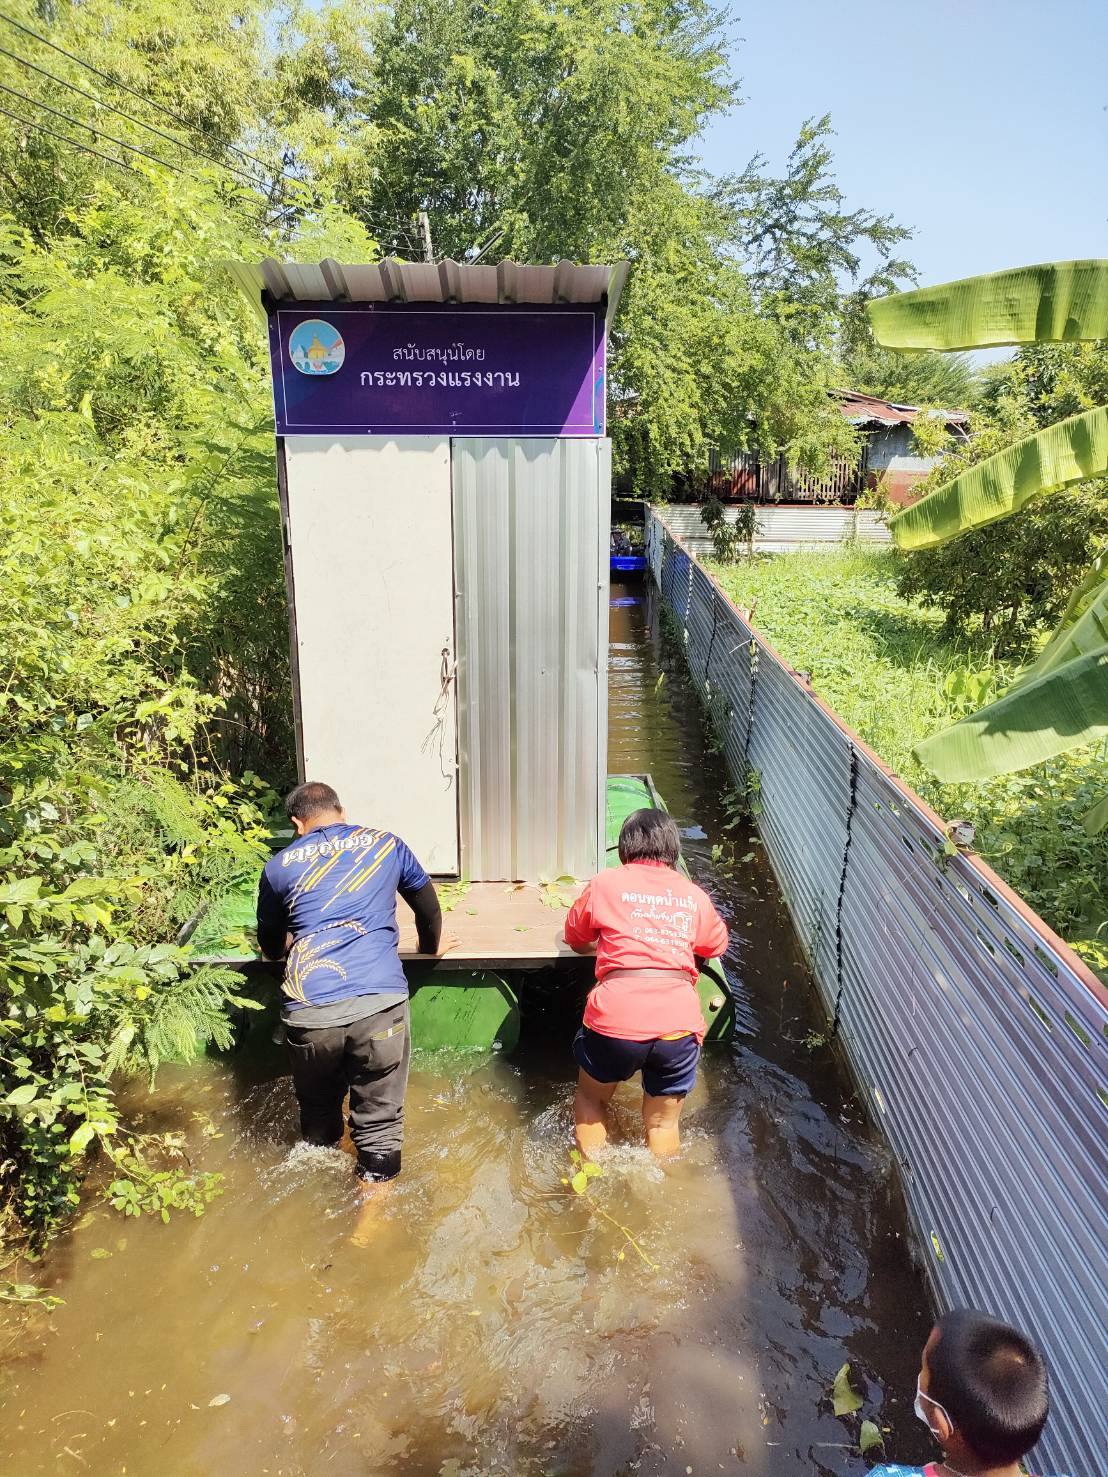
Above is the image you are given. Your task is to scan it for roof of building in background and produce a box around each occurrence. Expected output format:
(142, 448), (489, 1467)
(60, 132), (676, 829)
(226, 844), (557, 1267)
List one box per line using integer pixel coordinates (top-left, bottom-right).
(225, 257), (630, 328)
(835, 389), (969, 428)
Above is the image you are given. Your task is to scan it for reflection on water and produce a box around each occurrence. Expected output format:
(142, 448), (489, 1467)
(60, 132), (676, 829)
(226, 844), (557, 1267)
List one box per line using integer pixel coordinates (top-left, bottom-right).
(0, 583), (932, 1476)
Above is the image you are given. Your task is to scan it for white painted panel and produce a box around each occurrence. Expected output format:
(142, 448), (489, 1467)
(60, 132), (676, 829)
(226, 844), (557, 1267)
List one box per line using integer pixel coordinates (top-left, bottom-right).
(283, 437), (458, 873)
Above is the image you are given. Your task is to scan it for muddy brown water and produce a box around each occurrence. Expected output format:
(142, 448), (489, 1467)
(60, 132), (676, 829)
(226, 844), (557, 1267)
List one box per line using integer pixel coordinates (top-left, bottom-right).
(1, 582), (934, 1476)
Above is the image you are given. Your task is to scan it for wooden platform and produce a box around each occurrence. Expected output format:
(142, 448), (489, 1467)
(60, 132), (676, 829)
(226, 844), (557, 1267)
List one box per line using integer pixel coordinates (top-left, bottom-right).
(400, 882), (581, 968)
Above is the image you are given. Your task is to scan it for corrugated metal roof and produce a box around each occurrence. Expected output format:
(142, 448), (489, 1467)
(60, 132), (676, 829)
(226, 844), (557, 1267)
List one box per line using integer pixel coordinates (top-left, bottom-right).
(225, 257), (630, 328)
(836, 388), (969, 428)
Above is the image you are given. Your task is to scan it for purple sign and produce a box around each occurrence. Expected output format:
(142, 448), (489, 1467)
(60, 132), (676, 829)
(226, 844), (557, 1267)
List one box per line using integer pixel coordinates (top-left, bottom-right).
(267, 303), (606, 437)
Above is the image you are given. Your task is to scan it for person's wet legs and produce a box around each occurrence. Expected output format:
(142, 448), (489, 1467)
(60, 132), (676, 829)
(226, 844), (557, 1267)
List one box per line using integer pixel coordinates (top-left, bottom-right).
(345, 1002), (410, 1182)
(285, 1023), (346, 1146)
(642, 1092), (684, 1157)
(573, 1069), (620, 1158)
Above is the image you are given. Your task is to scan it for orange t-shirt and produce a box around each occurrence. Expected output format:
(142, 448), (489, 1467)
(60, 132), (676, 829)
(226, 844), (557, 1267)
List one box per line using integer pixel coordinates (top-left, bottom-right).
(564, 861), (729, 1042)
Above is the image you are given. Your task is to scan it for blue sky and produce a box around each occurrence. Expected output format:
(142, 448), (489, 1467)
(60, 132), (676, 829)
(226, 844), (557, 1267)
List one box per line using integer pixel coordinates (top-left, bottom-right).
(301, 0), (1106, 293)
(697, 0), (1108, 290)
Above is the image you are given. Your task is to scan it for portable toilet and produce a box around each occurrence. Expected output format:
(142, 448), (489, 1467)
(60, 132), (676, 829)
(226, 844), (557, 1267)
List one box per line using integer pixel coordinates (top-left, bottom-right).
(229, 258), (629, 888)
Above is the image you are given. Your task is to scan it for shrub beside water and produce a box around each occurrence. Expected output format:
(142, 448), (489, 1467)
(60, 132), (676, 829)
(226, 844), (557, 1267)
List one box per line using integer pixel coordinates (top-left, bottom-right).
(708, 549), (1108, 980)
(0, 172), (302, 1262)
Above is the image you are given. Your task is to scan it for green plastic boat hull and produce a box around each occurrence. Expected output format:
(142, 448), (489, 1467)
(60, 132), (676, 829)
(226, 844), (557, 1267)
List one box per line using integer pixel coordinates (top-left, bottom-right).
(407, 966), (519, 1052)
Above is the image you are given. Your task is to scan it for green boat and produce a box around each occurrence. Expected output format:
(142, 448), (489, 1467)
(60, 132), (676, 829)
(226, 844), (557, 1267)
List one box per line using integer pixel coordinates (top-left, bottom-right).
(184, 774), (734, 1053)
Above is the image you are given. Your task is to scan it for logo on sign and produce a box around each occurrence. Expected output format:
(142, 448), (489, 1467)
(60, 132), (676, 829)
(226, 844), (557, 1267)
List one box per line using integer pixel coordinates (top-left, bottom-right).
(289, 319), (345, 376)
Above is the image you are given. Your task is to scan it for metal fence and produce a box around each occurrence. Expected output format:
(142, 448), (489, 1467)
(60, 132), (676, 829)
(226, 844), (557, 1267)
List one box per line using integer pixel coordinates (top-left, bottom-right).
(657, 503), (892, 556)
(646, 510), (1108, 1477)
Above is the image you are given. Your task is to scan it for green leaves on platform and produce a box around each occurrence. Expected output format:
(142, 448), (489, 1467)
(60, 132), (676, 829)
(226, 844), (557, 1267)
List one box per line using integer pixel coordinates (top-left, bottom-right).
(867, 260), (1108, 351)
(888, 406), (1108, 550)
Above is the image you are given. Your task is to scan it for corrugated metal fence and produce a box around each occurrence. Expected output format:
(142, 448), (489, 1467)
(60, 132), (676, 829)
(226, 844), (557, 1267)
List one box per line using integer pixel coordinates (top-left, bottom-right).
(646, 510), (1108, 1477)
(659, 503), (892, 556)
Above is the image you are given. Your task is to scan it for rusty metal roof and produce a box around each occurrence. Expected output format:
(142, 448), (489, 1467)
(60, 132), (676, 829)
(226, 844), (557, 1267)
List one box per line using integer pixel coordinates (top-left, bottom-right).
(225, 257), (630, 328)
(836, 389), (969, 427)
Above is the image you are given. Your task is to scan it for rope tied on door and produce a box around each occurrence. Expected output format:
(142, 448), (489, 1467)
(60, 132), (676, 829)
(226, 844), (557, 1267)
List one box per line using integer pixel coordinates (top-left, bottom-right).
(421, 645), (457, 784)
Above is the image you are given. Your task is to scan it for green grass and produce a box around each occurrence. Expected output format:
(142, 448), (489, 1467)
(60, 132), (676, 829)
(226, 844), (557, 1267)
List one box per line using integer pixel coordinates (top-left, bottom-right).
(709, 549), (1108, 979)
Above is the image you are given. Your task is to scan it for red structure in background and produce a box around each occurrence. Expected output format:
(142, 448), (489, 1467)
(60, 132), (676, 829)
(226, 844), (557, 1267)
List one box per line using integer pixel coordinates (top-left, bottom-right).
(710, 390), (969, 507)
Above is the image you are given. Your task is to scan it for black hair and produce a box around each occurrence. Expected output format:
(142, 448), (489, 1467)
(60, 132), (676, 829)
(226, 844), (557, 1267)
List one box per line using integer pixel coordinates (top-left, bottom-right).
(928, 1308), (1048, 1465)
(617, 808), (681, 867)
(285, 781), (342, 822)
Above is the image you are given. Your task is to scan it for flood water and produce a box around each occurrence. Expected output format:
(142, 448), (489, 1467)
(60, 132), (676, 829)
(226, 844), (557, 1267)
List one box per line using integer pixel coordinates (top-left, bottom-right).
(1, 582), (933, 1476)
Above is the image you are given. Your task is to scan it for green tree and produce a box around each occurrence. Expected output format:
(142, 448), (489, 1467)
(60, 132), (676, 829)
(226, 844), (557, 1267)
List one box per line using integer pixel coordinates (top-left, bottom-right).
(839, 338), (977, 409)
(298, 0), (911, 490)
(719, 115), (915, 350)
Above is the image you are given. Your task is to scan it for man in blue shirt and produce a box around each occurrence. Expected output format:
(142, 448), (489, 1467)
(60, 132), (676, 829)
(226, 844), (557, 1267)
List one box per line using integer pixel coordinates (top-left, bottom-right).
(256, 780), (443, 1184)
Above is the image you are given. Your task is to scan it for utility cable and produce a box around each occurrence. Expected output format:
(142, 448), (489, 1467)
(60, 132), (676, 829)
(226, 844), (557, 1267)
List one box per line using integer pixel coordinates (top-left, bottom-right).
(0, 42), (268, 189)
(0, 78), (181, 172)
(0, 8), (295, 185)
(0, 101), (137, 173)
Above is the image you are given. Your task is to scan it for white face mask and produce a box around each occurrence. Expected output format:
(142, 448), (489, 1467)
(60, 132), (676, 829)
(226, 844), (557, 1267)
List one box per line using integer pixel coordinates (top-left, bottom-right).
(914, 1379), (953, 1435)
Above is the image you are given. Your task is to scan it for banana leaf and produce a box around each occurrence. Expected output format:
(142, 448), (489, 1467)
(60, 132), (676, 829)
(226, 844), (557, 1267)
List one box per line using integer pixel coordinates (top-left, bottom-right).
(1011, 550), (1108, 691)
(867, 260), (1108, 351)
(913, 645), (1108, 782)
(888, 406), (1108, 551)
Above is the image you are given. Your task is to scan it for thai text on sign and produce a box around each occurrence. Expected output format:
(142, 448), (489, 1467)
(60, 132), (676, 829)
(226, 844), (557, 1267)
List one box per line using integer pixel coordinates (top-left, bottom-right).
(267, 303), (606, 437)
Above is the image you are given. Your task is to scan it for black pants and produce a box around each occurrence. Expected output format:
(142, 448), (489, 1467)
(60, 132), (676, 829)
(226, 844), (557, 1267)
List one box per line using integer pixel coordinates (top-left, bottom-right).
(284, 1001), (410, 1181)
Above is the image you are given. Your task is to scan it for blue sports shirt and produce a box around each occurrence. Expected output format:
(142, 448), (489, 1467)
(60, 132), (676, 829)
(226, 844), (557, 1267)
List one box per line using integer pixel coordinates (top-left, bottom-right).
(256, 822), (430, 1011)
(869, 1467), (1062, 1477)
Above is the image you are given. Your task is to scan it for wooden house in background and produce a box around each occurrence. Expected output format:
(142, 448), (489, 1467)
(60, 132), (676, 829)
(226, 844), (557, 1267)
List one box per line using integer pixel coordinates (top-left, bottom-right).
(710, 390), (969, 507)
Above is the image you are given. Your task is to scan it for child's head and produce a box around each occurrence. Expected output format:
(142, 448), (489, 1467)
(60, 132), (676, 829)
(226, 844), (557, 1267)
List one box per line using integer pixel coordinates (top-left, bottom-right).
(917, 1308), (1048, 1469)
(618, 808), (681, 867)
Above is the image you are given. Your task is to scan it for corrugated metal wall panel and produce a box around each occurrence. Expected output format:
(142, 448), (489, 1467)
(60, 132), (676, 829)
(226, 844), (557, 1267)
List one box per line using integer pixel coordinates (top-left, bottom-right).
(657, 503), (892, 555)
(453, 439), (608, 880)
(646, 509), (1108, 1477)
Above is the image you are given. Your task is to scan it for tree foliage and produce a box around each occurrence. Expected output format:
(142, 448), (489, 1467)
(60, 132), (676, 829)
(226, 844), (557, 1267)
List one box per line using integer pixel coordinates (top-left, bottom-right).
(302, 1), (912, 489)
(0, 0), (334, 1253)
(719, 114), (914, 349)
(0, 165), (300, 1247)
(838, 339), (977, 410)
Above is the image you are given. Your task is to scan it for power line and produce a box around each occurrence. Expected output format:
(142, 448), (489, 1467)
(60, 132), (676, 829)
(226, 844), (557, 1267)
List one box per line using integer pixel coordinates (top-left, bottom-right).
(0, 8), (295, 186)
(0, 17), (450, 251)
(0, 101), (138, 174)
(0, 19), (444, 254)
(0, 41), (268, 190)
(0, 78), (181, 172)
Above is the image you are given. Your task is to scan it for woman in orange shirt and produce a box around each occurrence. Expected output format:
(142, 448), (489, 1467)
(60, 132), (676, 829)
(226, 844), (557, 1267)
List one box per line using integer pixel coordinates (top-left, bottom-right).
(564, 808), (729, 1158)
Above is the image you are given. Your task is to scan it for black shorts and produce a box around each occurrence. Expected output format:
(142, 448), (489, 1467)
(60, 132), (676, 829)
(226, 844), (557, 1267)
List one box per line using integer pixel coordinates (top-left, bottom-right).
(573, 1025), (700, 1098)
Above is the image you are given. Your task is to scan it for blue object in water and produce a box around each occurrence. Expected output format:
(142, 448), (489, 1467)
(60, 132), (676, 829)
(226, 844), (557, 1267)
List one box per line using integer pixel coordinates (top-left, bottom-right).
(611, 554), (647, 574)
